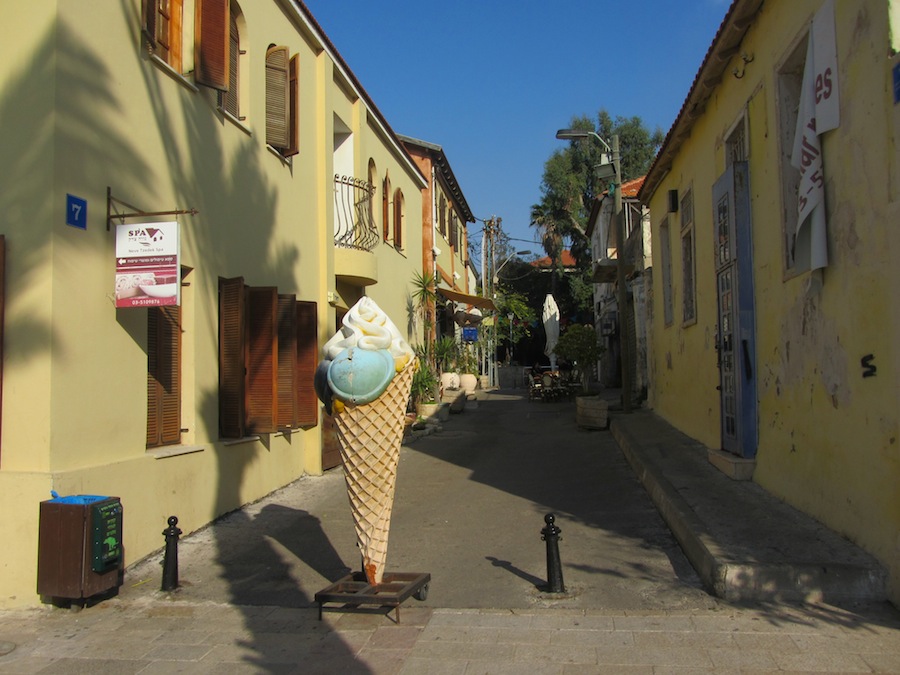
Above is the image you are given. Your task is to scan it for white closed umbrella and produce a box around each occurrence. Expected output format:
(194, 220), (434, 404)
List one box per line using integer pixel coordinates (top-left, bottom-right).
(542, 294), (560, 371)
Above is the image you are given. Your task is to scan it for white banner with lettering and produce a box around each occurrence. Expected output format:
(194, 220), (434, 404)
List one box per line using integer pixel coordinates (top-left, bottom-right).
(790, 0), (839, 271)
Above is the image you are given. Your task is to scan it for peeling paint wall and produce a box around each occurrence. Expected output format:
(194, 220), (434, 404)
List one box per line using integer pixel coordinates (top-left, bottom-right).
(646, 0), (900, 604)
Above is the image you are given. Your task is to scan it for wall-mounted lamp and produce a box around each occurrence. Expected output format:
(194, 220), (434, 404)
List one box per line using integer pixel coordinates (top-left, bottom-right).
(732, 52), (755, 79)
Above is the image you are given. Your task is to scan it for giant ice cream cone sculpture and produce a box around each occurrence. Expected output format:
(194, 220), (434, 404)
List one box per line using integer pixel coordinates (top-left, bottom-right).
(314, 297), (415, 585)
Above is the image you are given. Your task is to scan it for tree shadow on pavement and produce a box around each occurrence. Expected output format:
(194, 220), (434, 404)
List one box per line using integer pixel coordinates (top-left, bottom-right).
(394, 391), (716, 609)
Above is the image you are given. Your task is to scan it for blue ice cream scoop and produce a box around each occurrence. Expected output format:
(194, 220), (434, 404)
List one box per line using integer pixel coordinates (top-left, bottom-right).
(327, 347), (395, 405)
(313, 359), (334, 414)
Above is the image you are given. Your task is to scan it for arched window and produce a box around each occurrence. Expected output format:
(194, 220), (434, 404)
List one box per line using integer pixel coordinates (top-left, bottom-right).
(393, 188), (404, 250)
(367, 159), (378, 232)
(382, 173), (391, 242)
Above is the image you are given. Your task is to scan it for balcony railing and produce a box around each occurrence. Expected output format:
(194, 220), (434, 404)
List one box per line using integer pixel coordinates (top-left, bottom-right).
(333, 175), (379, 252)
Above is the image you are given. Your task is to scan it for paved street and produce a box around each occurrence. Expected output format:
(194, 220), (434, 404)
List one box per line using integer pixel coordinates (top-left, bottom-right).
(1, 389), (899, 673)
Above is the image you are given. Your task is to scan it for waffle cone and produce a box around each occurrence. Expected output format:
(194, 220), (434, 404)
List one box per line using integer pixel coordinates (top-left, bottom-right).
(333, 362), (413, 585)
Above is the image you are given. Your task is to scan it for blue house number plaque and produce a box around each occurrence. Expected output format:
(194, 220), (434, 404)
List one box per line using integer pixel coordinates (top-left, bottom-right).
(66, 194), (87, 230)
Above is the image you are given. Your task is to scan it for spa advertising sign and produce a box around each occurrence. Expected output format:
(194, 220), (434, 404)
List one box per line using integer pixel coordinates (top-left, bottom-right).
(115, 222), (180, 308)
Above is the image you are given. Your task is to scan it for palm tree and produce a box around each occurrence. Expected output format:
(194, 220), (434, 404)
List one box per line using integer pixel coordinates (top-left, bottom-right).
(410, 270), (437, 358)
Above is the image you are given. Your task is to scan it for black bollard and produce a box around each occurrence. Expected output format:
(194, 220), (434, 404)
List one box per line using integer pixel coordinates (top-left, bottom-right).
(161, 515), (182, 592)
(541, 513), (565, 593)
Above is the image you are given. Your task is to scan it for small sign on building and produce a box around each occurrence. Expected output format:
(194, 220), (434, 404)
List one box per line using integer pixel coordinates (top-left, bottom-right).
(66, 194), (87, 230)
(114, 222), (180, 308)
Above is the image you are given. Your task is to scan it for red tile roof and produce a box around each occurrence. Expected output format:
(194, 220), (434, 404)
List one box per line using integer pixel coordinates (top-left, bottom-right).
(621, 176), (646, 198)
(531, 250), (578, 268)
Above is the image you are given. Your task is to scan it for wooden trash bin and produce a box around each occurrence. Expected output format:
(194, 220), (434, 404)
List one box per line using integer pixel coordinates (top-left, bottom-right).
(37, 495), (123, 602)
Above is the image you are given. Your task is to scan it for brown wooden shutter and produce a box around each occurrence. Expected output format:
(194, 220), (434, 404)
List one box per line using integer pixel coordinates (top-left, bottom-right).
(394, 190), (403, 249)
(245, 287), (278, 433)
(142, 0), (158, 49)
(195, 0), (229, 91)
(382, 177), (390, 241)
(295, 301), (318, 428)
(0, 236), (4, 460)
(284, 54), (300, 157)
(158, 306), (182, 444)
(147, 306), (182, 448)
(219, 277), (245, 438)
(266, 46), (290, 149)
(222, 11), (239, 116)
(276, 295), (298, 429)
(147, 309), (162, 447)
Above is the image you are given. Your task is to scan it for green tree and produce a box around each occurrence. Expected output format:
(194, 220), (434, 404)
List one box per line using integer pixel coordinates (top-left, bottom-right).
(494, 289), (537, 360)
(530, 109), (664, 271)
(553, 324), (604, 393)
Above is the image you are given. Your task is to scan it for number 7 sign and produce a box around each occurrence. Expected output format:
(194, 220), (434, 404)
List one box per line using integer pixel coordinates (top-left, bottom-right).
(66, 194), (87, 230)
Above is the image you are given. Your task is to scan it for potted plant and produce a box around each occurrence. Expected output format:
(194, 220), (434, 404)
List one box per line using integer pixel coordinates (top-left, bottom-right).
(458, 343), (479, 394)
(434, 335), (460, 391)
(410, 359), (446, 421)
(553, 324), (608, 429)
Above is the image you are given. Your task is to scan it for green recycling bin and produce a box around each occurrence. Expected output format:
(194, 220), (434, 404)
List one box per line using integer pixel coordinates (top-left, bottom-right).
(37, 495), (123, 601)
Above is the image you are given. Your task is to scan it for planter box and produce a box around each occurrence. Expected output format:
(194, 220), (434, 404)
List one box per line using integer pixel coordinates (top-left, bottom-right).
(576, 396), (608, 430)
(416, 402), (449, 422)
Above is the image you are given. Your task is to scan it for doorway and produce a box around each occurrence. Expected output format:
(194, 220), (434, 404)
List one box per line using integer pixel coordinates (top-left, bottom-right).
(712, 162), (757, 458)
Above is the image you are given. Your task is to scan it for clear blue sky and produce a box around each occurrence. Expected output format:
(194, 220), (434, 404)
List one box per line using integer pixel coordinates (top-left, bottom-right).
(302, 0), (732, 255)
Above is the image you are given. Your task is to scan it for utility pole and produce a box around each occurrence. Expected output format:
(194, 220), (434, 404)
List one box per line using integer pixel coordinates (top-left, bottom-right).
(482, 216), (499, 387)
(612, 135), (632, 413)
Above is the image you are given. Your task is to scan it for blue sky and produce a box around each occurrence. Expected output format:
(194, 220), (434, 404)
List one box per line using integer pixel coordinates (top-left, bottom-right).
(302, 0), (732, 255)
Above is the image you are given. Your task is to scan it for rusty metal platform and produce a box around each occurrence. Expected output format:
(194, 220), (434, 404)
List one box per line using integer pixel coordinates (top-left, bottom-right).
(315, 571), (430, 622)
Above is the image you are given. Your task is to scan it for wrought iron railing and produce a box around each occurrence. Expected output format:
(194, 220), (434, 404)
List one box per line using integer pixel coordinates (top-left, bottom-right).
(333, 175), (379, 252)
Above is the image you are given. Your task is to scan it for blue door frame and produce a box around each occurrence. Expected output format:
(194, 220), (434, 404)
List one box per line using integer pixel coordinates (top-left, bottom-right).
(712, 162), (758, 458)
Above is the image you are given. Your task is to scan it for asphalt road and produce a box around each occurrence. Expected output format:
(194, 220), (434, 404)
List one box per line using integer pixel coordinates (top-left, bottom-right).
(122, 390), (718, 613)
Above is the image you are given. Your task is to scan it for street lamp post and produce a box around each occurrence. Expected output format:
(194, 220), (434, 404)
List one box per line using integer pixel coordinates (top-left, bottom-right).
(555, 129), (632, 412)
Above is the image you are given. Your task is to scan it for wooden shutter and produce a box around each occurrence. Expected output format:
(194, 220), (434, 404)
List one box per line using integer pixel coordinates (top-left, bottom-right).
(245, 287), (278, 433)
(147, 306), (182, 448)
(284, 54), (300, 157)
(222, 10), (239, 116)
(0, 236), (5, 460)
(219, 277), (245, 438)
(266, 46), (290, 149)
(394, 190), (403, 249)
(145, 0), (182, 70)
(276, 295), (298, 428)
(195, 0), (229, 91)
(142, 0), (158, 49)
(382, 176), (390, 241)
(295, 301), (318, 428)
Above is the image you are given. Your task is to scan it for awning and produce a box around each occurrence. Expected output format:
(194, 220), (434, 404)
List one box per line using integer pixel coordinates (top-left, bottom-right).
(438, 288), (496, 312)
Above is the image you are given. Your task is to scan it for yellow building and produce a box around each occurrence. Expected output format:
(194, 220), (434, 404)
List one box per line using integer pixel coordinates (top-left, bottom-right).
(639, 0), (900, 604)
(399, 135), (488, 342)
(0, 0), (429, 607)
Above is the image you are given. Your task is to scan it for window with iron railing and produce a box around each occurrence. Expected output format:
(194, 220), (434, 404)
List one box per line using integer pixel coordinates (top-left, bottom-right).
(333, 175), (379, 251)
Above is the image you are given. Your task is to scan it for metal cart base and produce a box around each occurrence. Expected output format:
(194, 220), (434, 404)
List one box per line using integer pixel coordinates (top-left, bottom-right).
(315, 572), (430, 622)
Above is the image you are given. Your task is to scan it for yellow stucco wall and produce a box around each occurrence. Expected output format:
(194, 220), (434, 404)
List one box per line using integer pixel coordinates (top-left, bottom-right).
(647, 0), (900, 603)
(0, 0), (425, 607)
